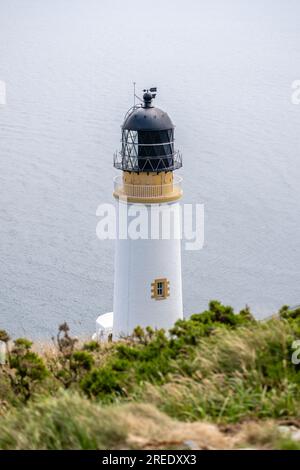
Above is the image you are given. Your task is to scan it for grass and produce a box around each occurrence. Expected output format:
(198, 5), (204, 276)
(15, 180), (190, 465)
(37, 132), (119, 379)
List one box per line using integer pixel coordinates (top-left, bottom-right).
(146, 320), (300, 423)
(0, 391), (298, 450)
(0, 391), (128, 450)
(0, 301), (300, 449)
(0, 390), (284, 450)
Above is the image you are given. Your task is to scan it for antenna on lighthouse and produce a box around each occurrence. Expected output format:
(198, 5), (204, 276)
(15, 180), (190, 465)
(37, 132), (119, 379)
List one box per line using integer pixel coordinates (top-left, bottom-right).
(143, 87), (157, 100)
(149, 87), (157, 99)
(133, 84), (158, 106)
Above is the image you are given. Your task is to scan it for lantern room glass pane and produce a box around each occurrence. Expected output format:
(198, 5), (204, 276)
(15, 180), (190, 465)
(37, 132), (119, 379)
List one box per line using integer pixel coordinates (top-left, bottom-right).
(137, 129), (174, 171)
(119, 128), (180, 172)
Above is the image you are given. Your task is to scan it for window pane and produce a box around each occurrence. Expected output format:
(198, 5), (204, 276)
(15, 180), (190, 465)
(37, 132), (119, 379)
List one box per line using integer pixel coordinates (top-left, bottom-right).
(157, 282), (163, 296)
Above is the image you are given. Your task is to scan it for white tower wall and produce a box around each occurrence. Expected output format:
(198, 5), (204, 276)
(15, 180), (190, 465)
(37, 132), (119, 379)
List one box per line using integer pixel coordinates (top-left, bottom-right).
(113, 200), (183, 338)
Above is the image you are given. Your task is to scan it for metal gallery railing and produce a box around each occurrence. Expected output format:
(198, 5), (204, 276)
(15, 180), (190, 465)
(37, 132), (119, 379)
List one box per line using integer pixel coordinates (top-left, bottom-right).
(113, 150), (182, 172)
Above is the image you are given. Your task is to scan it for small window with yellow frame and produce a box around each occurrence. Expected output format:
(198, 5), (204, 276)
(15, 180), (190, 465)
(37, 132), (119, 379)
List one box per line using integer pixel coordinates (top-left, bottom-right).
(151, 278), (170, 300)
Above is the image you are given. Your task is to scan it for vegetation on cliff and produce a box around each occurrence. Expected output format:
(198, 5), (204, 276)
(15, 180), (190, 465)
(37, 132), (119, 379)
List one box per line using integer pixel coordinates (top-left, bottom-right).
(1, 301), (300, 449)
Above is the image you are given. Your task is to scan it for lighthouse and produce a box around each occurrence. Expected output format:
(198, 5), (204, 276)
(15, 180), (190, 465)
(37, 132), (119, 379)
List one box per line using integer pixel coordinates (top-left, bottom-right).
(95, 89), (183, 339)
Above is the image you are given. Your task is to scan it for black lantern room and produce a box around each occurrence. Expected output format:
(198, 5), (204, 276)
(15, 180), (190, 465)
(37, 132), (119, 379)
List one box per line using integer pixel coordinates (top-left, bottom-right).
(114, 91), (182, 173)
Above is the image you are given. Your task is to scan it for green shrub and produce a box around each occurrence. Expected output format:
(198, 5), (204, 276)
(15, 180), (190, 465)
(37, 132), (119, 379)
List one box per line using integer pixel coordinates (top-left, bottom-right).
(81, 367), (127, 399)
(7, 338), (48, 401)
(278, 305), (300, 339)
(82, 340), (100, 352)
(70, 351), (94, 372)
(50, 324), (92, 388)
(81, 302), (257, 399)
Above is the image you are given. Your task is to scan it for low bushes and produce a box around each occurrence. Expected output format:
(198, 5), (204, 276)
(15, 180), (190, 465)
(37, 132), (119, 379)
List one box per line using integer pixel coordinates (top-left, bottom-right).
(0, 300), (300, 445)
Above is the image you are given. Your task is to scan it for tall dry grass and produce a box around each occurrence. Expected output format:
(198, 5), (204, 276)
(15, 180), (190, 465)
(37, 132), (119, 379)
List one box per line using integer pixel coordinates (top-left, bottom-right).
(142, 320), (300, 423)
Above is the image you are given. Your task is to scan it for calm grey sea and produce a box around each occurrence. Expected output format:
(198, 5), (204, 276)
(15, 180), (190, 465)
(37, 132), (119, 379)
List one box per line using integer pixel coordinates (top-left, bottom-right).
(0, 0), (300, 338)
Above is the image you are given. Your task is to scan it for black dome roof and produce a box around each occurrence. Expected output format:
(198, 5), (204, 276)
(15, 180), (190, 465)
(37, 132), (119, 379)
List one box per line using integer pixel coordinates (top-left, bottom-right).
(123, 105), (174, 132)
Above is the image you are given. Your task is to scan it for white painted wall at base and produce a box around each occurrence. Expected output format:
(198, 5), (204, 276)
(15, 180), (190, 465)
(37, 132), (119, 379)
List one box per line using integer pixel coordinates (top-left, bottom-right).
(93, 311), (113, 341)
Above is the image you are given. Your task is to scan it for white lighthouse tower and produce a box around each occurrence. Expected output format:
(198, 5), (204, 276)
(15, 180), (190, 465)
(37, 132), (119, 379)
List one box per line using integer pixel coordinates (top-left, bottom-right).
(95, 89), (183, 339)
